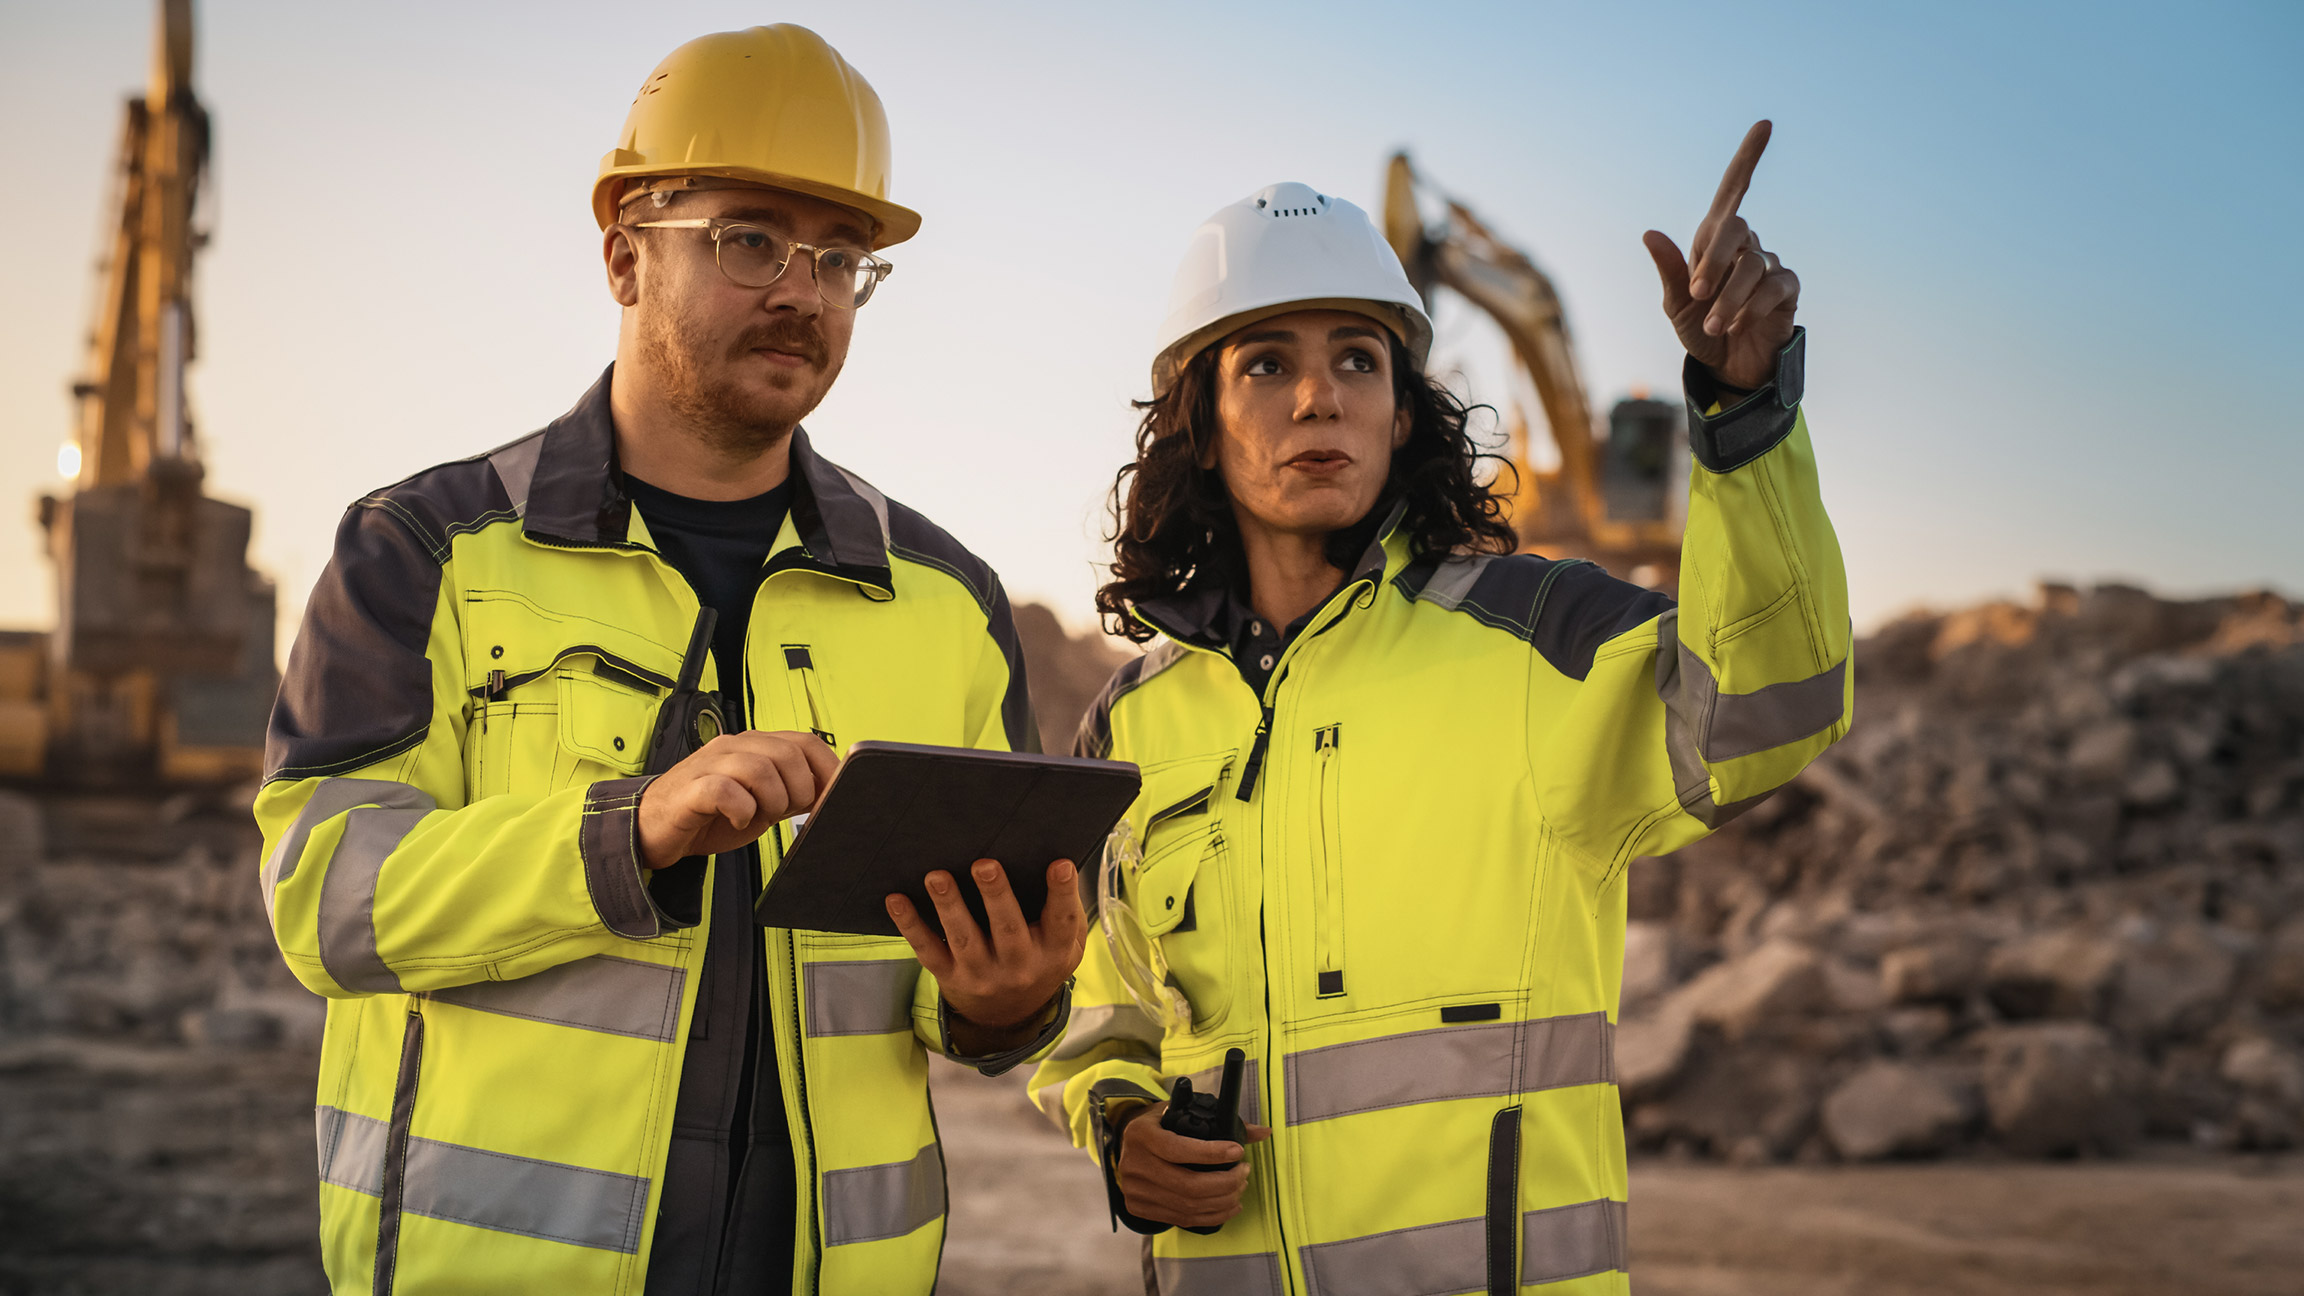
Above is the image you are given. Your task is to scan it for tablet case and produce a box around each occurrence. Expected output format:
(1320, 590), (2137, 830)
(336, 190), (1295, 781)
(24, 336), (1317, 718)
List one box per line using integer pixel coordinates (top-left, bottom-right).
(755, 740), (1142, 939)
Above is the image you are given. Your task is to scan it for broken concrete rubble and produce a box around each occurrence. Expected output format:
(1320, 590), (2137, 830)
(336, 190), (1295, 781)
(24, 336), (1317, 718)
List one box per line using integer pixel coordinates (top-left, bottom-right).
(1621, 583), (2304, 1162)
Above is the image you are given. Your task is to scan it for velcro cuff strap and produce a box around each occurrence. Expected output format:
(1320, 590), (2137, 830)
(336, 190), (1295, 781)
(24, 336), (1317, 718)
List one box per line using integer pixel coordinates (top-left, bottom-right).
(1684, 326), (1806, 473)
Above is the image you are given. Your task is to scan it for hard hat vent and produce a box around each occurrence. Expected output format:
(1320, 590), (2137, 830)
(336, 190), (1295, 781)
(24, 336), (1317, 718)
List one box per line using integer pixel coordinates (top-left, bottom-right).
(1251, 184), (1331, 219)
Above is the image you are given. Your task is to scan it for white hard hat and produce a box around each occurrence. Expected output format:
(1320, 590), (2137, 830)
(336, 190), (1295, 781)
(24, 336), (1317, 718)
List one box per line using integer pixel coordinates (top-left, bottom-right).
(1150, 182), (1434, 397)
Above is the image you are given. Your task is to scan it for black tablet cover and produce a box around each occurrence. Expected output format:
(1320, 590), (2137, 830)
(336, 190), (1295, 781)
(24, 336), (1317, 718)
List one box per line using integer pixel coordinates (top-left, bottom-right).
(755, 741), (1141, 939)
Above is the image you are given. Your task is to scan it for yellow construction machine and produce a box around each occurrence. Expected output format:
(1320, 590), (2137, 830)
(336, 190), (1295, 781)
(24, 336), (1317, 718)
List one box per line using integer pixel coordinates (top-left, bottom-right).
(0, 0), (275, 784)
(1382, 152), (1685, 586)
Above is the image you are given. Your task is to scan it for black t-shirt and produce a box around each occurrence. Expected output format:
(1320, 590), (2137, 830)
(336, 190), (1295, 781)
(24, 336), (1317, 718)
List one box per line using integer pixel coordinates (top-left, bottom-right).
(623, 472), (796, 1296)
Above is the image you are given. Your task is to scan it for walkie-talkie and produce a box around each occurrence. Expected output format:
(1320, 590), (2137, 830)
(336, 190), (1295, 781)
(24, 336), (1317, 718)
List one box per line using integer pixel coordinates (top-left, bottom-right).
(644, 608), (725, 776)
(1160, 1047), (1249, 1235)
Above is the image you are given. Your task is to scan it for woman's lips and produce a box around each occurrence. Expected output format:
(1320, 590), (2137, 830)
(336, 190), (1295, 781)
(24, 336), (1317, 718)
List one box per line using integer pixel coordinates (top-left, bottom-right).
(1284, 451), (1353, 477)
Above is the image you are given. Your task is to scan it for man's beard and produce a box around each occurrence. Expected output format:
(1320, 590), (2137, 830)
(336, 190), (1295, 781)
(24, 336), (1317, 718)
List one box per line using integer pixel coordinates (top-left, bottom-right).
(639, 308), (839, 457)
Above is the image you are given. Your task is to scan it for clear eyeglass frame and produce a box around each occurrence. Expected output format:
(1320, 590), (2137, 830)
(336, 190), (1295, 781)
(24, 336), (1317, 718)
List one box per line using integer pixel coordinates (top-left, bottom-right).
(629, 217), (894, 309)
(1097, 818), (1193, 1034)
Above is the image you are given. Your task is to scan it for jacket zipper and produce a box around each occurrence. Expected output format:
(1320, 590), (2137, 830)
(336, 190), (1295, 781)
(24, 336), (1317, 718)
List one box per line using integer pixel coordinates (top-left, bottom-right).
(782, 645), (837, 747)
(1311, 724), (1346, 999)
(372, 1001), (427, 1296)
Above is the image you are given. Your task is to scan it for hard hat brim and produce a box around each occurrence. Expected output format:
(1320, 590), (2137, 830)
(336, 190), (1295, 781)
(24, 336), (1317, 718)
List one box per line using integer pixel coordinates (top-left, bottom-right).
(593, 164), (923, 249)
(1152, 297), (1433, 399)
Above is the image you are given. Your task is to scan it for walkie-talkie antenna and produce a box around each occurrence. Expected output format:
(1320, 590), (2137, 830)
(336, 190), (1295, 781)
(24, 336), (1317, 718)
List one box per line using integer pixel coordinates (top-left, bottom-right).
(1214, 1048), (1244, 1122)
(675, 608), (717, 692)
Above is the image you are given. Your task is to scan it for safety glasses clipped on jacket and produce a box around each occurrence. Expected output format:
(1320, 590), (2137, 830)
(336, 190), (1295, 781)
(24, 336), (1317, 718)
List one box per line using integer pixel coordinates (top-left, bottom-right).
(1097, 819), (1194, 1034)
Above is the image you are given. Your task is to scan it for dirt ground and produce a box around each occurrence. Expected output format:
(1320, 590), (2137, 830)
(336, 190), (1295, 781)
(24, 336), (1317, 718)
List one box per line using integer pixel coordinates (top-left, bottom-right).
(2, 1037), (2299, 1295)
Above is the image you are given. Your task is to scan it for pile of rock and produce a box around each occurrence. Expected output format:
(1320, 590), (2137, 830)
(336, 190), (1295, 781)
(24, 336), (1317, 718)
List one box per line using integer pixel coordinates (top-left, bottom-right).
(1622, 583), (2304, 1162)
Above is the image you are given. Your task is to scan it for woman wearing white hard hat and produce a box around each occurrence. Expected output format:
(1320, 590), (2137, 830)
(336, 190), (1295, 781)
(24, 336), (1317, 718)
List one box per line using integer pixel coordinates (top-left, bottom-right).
(1032, 124), (1852, 1293)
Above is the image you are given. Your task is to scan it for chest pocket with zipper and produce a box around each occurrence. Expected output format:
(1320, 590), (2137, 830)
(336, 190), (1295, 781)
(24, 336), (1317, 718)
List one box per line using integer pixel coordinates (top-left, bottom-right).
(780, 645), (837, 748)
(1132, 751), (1239, 1032)
(467, 649), (672, 800)
(1311, 723), (1347, 1000)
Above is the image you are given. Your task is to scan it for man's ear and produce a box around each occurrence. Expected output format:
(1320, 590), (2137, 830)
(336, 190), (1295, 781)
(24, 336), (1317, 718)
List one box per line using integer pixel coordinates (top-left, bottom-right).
(605, 225), (642, 308)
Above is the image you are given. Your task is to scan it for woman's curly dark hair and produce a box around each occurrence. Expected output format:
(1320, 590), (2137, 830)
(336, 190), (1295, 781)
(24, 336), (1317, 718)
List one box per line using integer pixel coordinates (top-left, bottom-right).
(1096, 332), (1519, 643)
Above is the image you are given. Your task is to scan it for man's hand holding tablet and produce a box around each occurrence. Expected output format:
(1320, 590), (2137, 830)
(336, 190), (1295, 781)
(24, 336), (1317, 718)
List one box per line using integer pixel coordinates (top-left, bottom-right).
(885, 858), (1088, 1054)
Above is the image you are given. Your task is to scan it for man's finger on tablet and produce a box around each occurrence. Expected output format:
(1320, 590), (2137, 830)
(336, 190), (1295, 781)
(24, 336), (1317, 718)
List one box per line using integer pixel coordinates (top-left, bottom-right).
(971, 859), (1031, 954)
(884, 895), (953, 978)
(924, 870), (988, 966)
(796, 736), (840, 808)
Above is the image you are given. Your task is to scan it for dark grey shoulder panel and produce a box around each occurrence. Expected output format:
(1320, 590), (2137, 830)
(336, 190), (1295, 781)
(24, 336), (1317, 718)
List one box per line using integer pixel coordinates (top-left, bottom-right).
(884, 498), (997, 615)
(1394, 552), (1674, 682)
(266, 500), (446, 781)
(883, 498), (1037, 753)
(364, 453), (522, 564)
(1071, 641), (1185, 760)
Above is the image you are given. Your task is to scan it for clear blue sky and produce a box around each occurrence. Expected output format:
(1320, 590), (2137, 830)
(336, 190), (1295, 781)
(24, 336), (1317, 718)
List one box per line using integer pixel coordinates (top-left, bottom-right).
(3, 0), (2298, 658)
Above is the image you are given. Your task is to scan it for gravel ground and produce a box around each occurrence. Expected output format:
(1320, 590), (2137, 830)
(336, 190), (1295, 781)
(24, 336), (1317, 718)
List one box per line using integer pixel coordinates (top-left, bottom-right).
(2, 1039), (2298, 1294)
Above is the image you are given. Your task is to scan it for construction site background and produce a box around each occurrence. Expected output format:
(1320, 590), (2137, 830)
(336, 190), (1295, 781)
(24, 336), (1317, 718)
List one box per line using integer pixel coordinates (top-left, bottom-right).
(3, 586), (2302, 1293)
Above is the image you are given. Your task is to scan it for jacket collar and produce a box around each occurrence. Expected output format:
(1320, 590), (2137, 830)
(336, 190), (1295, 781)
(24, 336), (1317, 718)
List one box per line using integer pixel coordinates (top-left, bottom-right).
(1133, 498), (1409, 649)
(518, 365), (893, 584)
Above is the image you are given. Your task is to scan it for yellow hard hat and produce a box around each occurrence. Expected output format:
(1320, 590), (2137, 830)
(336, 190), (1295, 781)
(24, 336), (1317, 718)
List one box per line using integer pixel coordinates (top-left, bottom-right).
(593, 24), (920, 248)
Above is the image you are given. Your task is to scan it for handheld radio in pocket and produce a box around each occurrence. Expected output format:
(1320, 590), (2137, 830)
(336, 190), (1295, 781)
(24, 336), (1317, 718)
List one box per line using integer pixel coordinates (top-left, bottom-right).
(644, 608), (725, 776)
(1161, 1047), (1249, 1235)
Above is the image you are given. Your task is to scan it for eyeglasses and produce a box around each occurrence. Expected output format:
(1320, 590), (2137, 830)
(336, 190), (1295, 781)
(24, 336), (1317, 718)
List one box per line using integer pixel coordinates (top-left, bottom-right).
(630, 218), (894, 309)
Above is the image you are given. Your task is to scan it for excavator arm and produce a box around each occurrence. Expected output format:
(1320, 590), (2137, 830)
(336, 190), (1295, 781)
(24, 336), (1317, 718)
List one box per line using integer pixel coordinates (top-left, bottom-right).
(1383, 153), (1683, 584)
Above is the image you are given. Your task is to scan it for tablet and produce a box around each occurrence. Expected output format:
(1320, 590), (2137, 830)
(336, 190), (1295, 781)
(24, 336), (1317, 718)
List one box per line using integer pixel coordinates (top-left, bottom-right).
(755, 740), (1142, 939)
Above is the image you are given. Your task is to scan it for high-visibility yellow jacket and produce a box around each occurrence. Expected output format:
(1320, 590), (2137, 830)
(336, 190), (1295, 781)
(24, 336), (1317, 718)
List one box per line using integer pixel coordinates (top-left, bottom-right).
(1032, 334), (1849, 1295)
(257, 371), (1054, 1296)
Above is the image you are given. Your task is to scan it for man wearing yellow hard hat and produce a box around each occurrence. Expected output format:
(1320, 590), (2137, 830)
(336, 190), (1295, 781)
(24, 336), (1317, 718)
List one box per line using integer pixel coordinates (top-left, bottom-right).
(257, 25), (1082, 1295)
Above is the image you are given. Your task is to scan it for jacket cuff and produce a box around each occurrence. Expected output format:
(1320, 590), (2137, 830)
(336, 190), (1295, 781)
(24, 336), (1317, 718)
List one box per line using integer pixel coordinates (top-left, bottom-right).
(578, 776), (698, 938)
(1684, 325), (1806, 473)
(1094, 1079), (1173, 1236)
(942, 979), (1072, 1077)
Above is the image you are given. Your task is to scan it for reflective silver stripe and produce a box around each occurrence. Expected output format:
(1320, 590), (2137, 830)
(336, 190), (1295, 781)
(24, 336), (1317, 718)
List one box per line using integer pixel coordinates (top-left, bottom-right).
(1155, 1251), (1286, 1296)
(1521, 1198), (1628, 1285)
(431, 955), (685, 1042)
(317, 804), (431, 993)
(803, 958), (916, 1037)
(315, 1106), (649, 1253)
(1300, 1216), (1485, 1296)
(316, 1104), (389, 1193)
(1049, 1002), (1164, 1061)
(1285, 1014), (1612, 1125)
(1655, 609), (1847, 826)
(822, 1142), (945, 1246)
(261, 777), (433, 925)
(489, 433), (543, 518)
(1407, 553), (1495, 612)
(1186, 1056), (1264, 1127)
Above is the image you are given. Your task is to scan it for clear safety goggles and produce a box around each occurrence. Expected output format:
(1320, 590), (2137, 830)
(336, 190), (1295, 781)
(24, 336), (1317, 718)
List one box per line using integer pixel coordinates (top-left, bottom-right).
(1097, 818), (1193, 1035)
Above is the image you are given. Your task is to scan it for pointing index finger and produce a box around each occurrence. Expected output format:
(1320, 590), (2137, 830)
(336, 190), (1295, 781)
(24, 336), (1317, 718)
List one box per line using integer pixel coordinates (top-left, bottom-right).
(1707, 120), (1772, 223)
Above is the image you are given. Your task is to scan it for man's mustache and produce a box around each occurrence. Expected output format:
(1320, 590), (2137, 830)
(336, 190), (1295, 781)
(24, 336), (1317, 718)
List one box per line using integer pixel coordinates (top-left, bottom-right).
(732, 319), (829, 370)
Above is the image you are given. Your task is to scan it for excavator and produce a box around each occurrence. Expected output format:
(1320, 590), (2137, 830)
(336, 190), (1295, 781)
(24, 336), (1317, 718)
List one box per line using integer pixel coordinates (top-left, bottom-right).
(1382, 152), (1685, 587)
(0, 0), (275, 784)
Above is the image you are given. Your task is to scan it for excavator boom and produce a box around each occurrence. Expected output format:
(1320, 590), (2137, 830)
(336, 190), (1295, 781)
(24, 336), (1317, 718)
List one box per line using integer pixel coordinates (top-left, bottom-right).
(1383, 153), (1683, 585)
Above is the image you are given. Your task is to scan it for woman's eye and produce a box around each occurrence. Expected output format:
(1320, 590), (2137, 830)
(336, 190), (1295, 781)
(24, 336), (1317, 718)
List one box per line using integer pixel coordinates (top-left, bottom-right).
(1244, 356), (1282, 377)
(1340, 350), (1377, 373)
